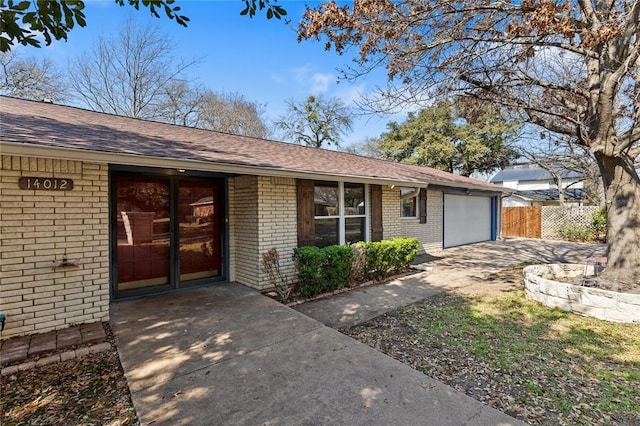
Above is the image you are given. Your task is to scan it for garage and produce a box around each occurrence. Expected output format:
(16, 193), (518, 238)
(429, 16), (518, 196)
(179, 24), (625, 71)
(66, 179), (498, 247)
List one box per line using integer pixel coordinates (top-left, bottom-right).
(443, 194), (493, 248)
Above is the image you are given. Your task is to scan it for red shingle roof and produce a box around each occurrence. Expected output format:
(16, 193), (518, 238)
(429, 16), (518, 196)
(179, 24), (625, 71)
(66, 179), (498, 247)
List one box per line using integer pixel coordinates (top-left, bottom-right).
(0, 96), (503, 192)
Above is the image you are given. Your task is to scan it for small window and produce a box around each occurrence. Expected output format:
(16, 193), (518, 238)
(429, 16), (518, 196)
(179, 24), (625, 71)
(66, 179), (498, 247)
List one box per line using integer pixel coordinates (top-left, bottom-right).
(401, 188), (418, 218)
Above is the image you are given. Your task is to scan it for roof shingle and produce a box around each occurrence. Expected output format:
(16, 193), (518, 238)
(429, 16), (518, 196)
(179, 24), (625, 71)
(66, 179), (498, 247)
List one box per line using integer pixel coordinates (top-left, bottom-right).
(1, 96), (503, 192)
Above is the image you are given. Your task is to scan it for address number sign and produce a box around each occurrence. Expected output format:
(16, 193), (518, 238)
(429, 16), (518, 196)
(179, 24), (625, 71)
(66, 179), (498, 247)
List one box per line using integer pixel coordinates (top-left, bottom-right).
(19, 177), (74, 191)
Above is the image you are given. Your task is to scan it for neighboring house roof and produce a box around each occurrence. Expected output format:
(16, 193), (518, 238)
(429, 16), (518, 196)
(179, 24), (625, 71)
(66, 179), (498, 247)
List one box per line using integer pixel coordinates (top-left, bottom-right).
(511, 188), (589, 202)
(190, 196), (214, 206)
(0, 96), (505, 193)
(490, 164), (582, 183)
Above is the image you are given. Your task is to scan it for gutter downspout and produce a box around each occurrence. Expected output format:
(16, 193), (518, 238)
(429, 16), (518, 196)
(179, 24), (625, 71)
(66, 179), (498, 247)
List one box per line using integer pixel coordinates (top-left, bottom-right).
(400, 187), (422, 199)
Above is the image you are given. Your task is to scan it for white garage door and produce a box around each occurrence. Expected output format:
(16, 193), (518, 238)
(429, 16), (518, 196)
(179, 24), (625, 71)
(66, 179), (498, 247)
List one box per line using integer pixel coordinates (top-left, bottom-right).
(444, 194), (492, 248)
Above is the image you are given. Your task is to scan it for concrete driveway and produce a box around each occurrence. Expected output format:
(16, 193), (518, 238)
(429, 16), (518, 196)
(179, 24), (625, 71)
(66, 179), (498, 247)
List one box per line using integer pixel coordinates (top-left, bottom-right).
(111, 239), (602, 425)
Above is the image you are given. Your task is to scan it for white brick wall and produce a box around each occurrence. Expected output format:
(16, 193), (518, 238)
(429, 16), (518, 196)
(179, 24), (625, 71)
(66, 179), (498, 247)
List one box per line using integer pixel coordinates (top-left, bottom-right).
(398, 189), (444, 254)
(382, 186), (401, 240)
(230, 175), (298, 291)
(230, 175), (259, 287)
(0, 155), (109, 339)
(256, 176), (298, 289)
(227, 178), (236, 282)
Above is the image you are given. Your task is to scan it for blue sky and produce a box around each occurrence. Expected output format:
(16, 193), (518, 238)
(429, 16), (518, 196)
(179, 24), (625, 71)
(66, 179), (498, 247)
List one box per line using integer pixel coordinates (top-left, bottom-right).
(19, 0), (402, 148)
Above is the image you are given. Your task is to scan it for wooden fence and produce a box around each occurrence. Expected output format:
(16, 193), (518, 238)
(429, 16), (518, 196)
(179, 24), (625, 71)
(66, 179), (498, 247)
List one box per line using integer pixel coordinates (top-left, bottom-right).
(502, 206), (600, 239)
(502, 206), (542, 238)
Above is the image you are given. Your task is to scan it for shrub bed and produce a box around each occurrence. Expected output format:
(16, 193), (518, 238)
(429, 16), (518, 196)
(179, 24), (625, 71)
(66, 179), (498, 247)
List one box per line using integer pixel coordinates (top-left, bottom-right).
(292, 245), (354, 297)
(293, 237), (420, 297)
(356, 237), (420, 280)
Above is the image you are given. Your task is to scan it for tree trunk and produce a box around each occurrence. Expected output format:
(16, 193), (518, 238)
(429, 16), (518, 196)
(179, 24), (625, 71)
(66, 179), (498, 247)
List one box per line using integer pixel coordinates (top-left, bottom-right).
(556, 175), (565, 207)
(595, 153), (640, 286)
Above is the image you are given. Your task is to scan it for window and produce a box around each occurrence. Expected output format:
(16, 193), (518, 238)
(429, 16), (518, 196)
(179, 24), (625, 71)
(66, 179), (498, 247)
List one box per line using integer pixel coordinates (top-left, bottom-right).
(344, 183), (366, 244)
(313, 181), (368, 247)
(401, 188), (418, 218)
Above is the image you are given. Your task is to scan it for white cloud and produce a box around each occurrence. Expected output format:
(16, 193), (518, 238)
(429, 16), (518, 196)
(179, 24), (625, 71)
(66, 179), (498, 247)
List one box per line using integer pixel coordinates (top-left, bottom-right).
(310, 72), (335, 94)
(334, 82), (367, 105)
(292, 66), (311, 83)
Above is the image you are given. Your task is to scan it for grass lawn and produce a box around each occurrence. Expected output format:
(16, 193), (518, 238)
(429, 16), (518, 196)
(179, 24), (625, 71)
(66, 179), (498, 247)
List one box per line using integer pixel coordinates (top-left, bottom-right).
(344, 286), (640, 425)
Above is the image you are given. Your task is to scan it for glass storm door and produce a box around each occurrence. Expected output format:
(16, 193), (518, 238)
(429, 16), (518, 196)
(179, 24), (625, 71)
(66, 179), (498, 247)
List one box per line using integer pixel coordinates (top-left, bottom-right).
(115, 176), (171, 292)
(178, 180), (221, 283)
(114, 174), (224, 297)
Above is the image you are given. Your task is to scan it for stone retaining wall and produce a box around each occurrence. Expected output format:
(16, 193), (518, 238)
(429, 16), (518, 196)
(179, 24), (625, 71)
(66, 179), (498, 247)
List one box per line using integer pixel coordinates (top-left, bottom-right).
(523, 264), (640, 323)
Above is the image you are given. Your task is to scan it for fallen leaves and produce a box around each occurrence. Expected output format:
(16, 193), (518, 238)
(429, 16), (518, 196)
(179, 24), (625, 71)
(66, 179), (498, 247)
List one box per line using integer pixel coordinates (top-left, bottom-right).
(343, 269), (640, 425)
(1, 324), (137, 426)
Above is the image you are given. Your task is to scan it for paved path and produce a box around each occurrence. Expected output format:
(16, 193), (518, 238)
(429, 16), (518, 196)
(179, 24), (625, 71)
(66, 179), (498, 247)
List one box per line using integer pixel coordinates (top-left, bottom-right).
(111, 239), (604, 425)
(111, 283), (525, 425)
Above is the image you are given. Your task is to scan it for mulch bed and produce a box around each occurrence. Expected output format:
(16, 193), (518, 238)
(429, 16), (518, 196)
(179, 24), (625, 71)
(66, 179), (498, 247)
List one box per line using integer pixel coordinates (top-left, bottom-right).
(1, 323), (138, 426)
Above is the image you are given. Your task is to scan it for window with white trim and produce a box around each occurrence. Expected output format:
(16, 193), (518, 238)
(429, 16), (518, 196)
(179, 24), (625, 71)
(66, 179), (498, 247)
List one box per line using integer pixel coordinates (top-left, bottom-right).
(400, 188), (418, 218)
(314, 181), (368, 247)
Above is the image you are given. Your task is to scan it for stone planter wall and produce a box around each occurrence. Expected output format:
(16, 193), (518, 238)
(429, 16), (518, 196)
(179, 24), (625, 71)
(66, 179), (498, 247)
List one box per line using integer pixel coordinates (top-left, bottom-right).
(523, 264), (640, 323)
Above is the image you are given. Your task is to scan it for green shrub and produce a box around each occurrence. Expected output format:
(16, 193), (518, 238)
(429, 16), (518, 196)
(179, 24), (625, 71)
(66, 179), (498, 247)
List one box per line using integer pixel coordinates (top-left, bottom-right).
(393, 237), (421, 266)
(591, 207), (607, 241)
(360, 237), (420, 280)
(557, 224), (594, 242)
(321, 245), (354, 290)
(293, 237), (420, 297)
(292, 245), (354, 297)
(292, 246), (324, 297)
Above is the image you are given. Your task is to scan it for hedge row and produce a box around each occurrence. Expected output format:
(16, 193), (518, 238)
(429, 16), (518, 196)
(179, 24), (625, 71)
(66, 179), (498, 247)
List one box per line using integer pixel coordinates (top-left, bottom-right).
(292, 237), (420, 297)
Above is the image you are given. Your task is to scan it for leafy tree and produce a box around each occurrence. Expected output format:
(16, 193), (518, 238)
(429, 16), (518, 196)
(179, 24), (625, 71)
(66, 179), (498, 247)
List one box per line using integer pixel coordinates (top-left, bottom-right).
(275, 95), (353, 148)
(298, 0), (640, 285)
(0, 51), (68, 102)
(377, 100), (519, 177)
(0, 0), (286, 52)
(67, 18), (200, 120)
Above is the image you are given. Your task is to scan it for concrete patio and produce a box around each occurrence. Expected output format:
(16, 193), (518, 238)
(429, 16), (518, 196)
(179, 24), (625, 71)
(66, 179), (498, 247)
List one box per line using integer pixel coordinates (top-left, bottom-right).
(110, 239), (604, 425)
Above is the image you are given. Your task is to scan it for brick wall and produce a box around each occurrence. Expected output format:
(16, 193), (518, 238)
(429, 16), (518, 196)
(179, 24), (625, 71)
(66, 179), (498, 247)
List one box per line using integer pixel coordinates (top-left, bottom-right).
(256, 176), (298, 289)
(426, 190), (444, 251)
(381, 186), (401, 240)
(399, 189), (444, 253)
(0, 155), (109, 339)
(227, 178), (236, 282)
(230, 175), (259, 287)
(229, 175), (298, 291)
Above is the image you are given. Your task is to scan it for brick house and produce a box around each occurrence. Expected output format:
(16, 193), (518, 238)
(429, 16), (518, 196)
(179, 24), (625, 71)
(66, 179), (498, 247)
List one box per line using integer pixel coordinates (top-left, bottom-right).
(0, 96), (507, 339)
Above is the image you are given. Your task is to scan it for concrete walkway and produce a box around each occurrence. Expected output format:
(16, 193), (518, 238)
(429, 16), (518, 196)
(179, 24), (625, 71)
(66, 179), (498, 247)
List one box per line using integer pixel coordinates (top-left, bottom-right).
(111, 285), (524, 425)
(110, 239), (604, 425)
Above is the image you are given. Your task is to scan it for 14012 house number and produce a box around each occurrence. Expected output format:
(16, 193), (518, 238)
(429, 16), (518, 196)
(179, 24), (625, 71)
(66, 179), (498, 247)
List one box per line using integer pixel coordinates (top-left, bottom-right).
(19, 177), (74, 191)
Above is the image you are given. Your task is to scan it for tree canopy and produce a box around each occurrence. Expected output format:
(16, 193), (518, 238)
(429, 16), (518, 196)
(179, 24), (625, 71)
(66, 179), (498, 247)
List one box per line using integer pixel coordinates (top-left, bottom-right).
(298, 0), (640, 284)
(378, 99), (519, 177)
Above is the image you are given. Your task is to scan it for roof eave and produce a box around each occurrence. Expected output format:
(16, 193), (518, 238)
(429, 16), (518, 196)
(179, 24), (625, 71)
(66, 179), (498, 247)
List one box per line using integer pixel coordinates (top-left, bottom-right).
(0, 141), (431, 188)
